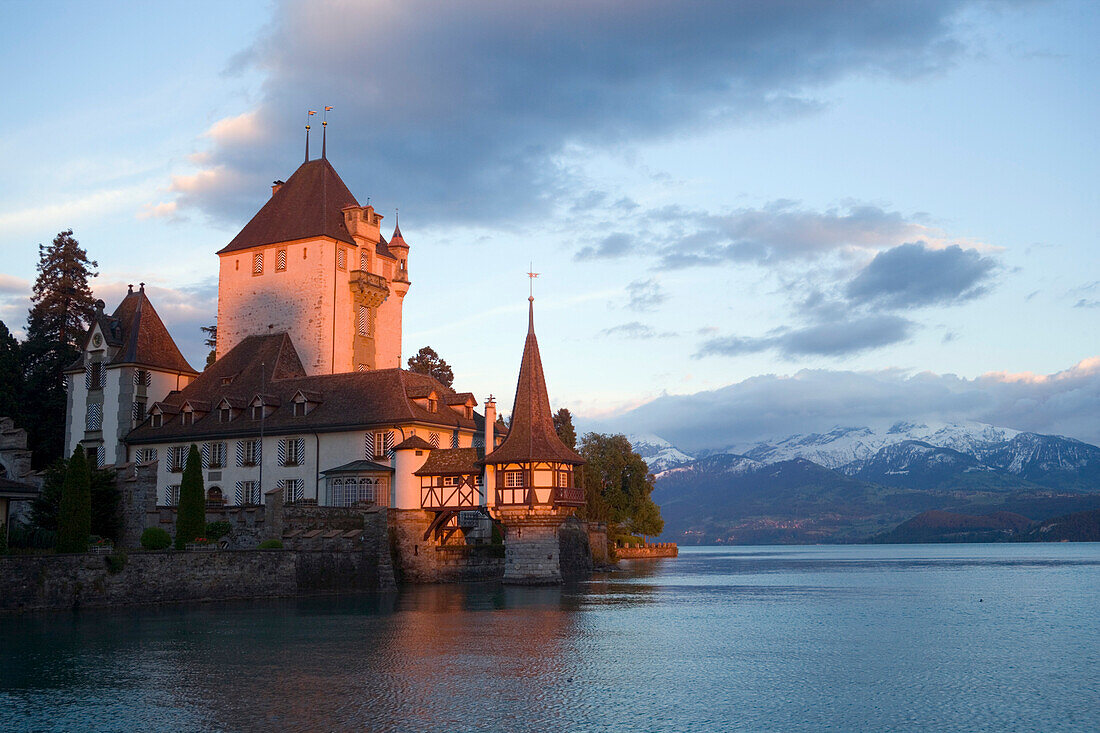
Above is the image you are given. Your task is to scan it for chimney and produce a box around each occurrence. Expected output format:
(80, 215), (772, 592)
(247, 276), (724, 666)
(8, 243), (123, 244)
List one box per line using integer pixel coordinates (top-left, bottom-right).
(271, 180), (285, 196)
(484, 395), (496, 452)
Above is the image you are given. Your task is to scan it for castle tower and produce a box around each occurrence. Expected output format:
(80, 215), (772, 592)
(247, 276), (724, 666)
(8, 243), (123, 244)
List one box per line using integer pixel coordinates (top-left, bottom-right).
(482, 297), (585, 584)
(215, 157), (410, 375)
(64, 286), (198, 467)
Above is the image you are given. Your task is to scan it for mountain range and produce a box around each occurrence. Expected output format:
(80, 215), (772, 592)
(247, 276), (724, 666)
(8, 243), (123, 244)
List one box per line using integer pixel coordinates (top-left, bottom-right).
(627, 423), (1100, 544)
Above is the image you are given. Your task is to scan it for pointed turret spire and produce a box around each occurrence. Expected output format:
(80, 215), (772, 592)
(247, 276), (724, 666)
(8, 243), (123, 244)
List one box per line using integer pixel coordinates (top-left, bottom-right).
(483, 296), (584, 466)
(322, 106), (332, 159)
(304, 109), (316, 163)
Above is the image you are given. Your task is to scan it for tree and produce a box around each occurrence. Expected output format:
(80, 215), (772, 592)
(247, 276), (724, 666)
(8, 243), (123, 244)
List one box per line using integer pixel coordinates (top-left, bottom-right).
(200, 324), (217, 369)
(57, 446), (91, 552)
(174, 444), (205, 549)
(21, 229), (98, 466)
(28, 459), (67, 532)
(29, 459), (118, 542)
(0, 321), (22, 422)
(553, 408), (577, 450)
(407, 346), (454, 387)
(577, 433), (664, 541)
(91, 468), (120, 542)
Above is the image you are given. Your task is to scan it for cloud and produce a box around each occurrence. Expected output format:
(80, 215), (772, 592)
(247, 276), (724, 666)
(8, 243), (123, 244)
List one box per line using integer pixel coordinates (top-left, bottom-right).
(599, 322), (676, 339)
(696, 314), (913, 359)
(846, 242), (997, 307)
(575, 233), (636, 261)
(172, 0), (978, 225)
(0, 274), (29, 296)
(608, 356), (1100, 451)
(626, 278), (667, 312)
(137, 201), (179, 220)
(1074, 299), (1100, 309)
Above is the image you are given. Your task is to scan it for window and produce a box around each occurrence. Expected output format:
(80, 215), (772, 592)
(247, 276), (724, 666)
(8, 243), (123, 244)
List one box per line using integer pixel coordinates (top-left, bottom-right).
(181, 411), (194, 426)
(85, 362), (105, 390)
(150, 413), (163, 428)
(132, 401), (146, 423)
(166, 484), (181, 506)
(464, 406), (473, 420)
(443, 476), (459, 487)
(337, 247), (347, 270)
(252, 252), (264, 274)
(220, 407), (232, 423)
(86, 403), (102, 431)
(369, 431), (390, 459)
(85, 446), (99, 468)
(357, 306), (372, 337)
(221, 376), (234, 386)
(136, 447), (157, 464)
(359, 252), (369, 271)
(281, 479), (304, 503)
(281, 438), (303, 467)
(276, 249), (287, 271)
(557, 470), (571, 487)
(134, 369), (150, 386)
(359, 477), (375, 504)
(252, 405), (264, 420)
(427, 398), (437, 413)
(235, 481), (260, 505)
(208, 442), (226, 469)
(240, 439), (259, 466)
(505, 471), (523, 488)
(293, 401), (306, 417)
(168, 446), (186, 473)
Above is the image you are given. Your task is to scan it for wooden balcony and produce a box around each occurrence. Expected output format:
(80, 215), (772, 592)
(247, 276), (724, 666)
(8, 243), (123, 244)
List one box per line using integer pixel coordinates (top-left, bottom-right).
(494, 485), (585, 507)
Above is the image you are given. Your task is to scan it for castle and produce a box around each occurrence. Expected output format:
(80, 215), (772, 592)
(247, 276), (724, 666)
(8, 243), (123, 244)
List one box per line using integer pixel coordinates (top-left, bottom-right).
(63, 144), (586, 583)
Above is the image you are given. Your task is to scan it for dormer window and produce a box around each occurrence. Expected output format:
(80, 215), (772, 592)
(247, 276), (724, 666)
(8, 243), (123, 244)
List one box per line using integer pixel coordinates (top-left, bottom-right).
(151, 413), (163, 428)
(221, 376), (234, 386)
(465, 406), (473, 419)
(252, 405), (264, 420)
(427, 398), (437, 413)
(220, 407), (232, 423)
(293, 402), (306, 417)
(181, 411), (194, 426)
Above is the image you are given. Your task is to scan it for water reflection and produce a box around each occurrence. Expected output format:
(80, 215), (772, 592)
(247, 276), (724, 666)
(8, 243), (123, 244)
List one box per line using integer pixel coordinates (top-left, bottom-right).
(3, 544), (1099, 732)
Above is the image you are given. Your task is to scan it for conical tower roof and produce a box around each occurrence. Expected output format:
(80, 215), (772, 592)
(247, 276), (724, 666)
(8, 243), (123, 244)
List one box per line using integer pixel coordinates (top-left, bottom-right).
(484, 299), (584, 465)
(217, 158), (359, 254)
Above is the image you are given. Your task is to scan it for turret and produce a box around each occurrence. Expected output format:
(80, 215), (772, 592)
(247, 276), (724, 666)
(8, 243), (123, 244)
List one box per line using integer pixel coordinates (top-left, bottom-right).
(388, 215), (410, 285)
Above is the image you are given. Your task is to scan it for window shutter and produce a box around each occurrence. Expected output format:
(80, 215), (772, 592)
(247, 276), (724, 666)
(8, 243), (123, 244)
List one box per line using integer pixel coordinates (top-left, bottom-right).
(364, 432), (374, 459)
(451, 431), (459, 449)
(235, 481), (244, 504)
(201, 442), (210, 468)
(255, 440), (262, 463)
(84, 364), (92, 389)
(296, 438), (305, 462)
(277, 249), (287, 270)
(473, 434), (484, 449)
(277, 439), (286, 466)
(429, 432), (439, 448)
(98, 366), (106, 389)
(86, 403), (102, 431)
(385, 431), (395, 459)
(236, 441), (245, 467)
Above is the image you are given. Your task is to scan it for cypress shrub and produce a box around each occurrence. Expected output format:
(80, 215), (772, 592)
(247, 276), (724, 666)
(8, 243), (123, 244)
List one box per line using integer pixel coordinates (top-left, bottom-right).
(174, 444), (205, 549)
(57, 446), (91, 553)
(258, 539), (283, 549)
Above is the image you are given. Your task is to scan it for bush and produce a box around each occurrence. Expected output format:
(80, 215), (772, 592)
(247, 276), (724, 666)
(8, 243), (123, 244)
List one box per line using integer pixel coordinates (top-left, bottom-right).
(491, 522), (504, 545)
(140, 527), (172, 550)
(0, 522), (7, 554)
(105, 552), (127, 574)
(257, 539), (283, 549)
(7, 523), (56, 550)
(205, 521), (232, 540)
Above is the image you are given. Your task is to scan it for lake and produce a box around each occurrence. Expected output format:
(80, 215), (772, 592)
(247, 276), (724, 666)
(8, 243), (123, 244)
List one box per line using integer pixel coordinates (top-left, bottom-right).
(2, 544), (1098, 732)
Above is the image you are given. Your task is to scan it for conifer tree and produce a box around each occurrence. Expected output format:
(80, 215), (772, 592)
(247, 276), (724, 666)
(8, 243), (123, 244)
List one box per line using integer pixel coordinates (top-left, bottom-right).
(407, 346), (454, 387)
(57, 445), (91, 552)
(174, 444), (205, 549)
(21, 230), (98, 465)
(553, 408), (577, 450)
(0, 321), (21, 423)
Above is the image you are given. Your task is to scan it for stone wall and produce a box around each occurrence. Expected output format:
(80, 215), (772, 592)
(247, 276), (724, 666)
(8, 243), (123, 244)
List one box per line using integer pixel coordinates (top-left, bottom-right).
(616, 542), (679, 559)
(586, 522), (609, 565)
(389, 509), (504, 583)
(0, 546), (395, 613)
(559, 516), (593, 579)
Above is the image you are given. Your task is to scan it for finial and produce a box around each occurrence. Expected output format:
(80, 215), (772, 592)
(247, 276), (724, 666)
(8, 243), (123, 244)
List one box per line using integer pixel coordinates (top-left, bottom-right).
(128, 284), (133, 293)
(322, 106), (332, 159)
(527, 263), (539, 298)
(139, 282), (145, 292)
(304, 110), (316, 163)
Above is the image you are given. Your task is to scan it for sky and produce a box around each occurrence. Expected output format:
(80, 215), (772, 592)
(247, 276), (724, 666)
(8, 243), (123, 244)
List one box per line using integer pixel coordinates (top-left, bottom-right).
(1, 0), (1098, 448)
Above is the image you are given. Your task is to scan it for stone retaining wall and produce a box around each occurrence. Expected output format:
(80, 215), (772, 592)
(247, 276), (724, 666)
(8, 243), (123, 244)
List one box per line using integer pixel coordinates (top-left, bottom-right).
(0, 546), (395, 614)
(617, 542), (679, 559)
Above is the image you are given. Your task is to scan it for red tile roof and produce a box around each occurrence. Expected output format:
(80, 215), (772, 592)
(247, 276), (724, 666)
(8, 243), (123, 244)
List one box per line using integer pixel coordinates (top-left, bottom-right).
(482, 300), (585, 466)
(415, 447), (484, 475)
(69, 288), (197, 375)
(218, 158), (359, 254)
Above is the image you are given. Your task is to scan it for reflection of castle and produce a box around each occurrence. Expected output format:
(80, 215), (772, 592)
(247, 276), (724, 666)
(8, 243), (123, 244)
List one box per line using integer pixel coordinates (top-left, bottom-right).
(64, 146), (584, 581)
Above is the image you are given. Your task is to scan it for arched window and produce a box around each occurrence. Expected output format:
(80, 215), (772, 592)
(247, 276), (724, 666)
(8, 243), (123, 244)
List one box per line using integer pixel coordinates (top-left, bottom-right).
(332, 478), (345, 507)
(359, 477), (374, 504)
(207, 486), (223, 502)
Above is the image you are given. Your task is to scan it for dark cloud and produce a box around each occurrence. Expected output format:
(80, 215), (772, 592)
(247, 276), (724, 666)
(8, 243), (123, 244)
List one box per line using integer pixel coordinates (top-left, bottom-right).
(846, 242), (997, 307)
(177, 0), (976, 225)
(604, 357), (1100, 452)
(575, 233), (636, 261)
(696, 314), (913, 359)
(626, 278), (667, 312)
(599, 322), (676, 339)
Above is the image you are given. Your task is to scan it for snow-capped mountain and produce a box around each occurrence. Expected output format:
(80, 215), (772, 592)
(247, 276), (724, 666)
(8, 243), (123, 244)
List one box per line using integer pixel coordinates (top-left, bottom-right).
(737, 421), (1022, 471)
(627, 433), (694, 473)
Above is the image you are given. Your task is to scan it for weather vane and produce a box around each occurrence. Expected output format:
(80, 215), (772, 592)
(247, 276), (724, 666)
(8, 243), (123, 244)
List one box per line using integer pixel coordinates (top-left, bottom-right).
(527, 263), (540, 298)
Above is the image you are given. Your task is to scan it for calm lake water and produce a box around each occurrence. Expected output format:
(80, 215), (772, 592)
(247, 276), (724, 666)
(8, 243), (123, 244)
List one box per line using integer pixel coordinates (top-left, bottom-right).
(2, 544), (1099, 732)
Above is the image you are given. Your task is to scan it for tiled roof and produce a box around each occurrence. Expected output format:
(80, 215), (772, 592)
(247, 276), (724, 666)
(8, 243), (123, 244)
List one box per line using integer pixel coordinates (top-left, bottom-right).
(68, 288), (197, 375)
(218, 158), (359, 254)
(415, 447), (484, 475)
(482, 300), (585, 466)
(127, 333), (486, 444)
(393, 435), (435, 451)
